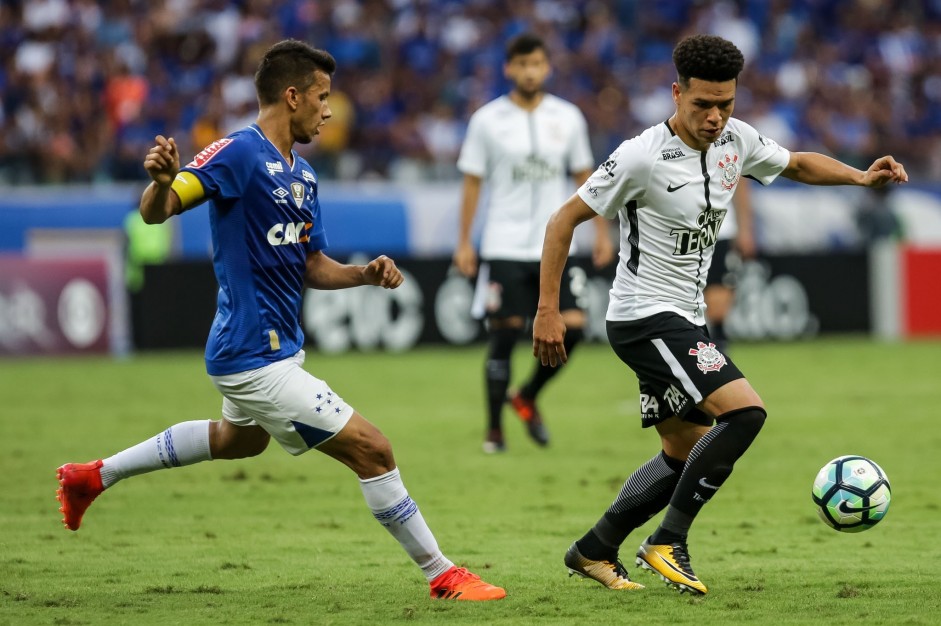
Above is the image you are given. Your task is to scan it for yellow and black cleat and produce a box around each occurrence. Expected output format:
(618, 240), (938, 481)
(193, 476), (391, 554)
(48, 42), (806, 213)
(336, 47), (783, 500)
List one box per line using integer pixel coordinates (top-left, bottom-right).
(636, 538), (708, 595)
(564, 542), (645, 590)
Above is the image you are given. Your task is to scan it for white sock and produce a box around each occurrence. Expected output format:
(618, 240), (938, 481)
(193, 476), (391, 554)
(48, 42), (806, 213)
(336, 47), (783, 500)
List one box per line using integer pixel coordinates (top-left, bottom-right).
(359, 468), (453, 582)
(99, 420), (212, 488)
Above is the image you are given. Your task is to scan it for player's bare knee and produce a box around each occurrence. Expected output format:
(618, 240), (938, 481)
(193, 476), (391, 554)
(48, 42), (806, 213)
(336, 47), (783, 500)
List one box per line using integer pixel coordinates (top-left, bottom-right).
(657, 420), (708, 460)
(661, 435), (696, 461)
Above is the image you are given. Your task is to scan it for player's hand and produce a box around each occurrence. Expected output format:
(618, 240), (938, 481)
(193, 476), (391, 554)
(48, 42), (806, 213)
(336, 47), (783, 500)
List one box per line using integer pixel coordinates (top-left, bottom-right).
(452, 241), (478, 278)
(863, 155), (908, 187)
(363, 255), (404, 289)
(533, 308), (567, 367)
(143, 135), (180, 187)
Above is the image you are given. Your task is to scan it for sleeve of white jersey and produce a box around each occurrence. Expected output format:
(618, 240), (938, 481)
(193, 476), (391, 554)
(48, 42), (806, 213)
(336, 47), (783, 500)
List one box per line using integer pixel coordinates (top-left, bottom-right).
(456, 111), (488, 177)
(739, 120), (791, 185)
(576, 140), (650, 219)
(569, 109), (595, 173)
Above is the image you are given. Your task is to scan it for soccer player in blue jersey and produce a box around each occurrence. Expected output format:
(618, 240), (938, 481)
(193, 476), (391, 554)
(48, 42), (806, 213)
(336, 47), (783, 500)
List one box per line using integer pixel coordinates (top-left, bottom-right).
(55, 39), (505, 602)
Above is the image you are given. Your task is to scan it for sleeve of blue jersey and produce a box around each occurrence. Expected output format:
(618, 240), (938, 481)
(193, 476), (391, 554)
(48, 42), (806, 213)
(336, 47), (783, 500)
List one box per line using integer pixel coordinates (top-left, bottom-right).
(181, 134), (256, 202)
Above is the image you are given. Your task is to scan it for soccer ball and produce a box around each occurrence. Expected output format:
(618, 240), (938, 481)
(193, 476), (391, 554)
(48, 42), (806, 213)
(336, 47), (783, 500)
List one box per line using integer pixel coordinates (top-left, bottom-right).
(811, 455), (891, 533)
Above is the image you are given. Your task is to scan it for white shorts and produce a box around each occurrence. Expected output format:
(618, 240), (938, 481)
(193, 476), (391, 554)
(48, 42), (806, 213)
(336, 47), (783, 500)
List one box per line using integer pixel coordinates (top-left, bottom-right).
(210, 350), (354, 456)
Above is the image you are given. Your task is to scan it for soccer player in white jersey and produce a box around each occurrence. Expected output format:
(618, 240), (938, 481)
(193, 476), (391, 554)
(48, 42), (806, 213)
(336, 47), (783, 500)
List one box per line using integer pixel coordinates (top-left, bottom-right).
(55, 40), (505, 602)
(454, 33), (614, 453)
(533, 34), (907, 595)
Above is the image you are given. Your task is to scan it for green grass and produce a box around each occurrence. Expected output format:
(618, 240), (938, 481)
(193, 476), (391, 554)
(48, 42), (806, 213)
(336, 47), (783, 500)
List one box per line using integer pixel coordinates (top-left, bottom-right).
(2, 338), (940, 624)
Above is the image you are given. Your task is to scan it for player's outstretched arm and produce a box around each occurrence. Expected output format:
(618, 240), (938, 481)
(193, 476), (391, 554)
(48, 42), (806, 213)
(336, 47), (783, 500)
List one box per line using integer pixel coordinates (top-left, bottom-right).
(781, 152), (909, 188)
(534, 194), (597, 367)
(305, 251), (404, 290)
(140, 135), (183, 224)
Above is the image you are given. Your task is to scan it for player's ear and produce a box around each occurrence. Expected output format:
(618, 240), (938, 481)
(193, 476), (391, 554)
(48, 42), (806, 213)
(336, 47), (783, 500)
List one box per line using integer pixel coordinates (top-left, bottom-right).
(286, 86), (299, 110)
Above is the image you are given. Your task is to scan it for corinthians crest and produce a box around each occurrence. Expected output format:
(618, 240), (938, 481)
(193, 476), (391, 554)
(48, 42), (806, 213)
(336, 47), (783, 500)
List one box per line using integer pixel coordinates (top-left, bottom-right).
(717, 153), (740, 190)
(689, 341), (727, 373)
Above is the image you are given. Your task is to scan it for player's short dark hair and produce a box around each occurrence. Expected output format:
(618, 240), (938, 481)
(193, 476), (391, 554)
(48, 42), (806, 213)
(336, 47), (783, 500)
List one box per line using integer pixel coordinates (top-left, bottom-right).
(672, 35), (744, 87)
(254, 39), (337, 105)
(505, 33), (546, 61)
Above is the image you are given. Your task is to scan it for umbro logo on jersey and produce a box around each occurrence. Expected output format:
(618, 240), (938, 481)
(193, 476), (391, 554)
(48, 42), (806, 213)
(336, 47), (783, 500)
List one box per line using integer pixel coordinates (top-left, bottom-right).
(272, 187), (289, 205)
(265, 161), (284, 175)
(666, 181), (691, 192)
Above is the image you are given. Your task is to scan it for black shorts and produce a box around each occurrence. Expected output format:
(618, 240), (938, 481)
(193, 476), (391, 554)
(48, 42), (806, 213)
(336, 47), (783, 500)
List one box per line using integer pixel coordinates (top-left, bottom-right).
(476, 259), (584, 320)
(606, 312), (745, 428)
(706, 238), (740, 288)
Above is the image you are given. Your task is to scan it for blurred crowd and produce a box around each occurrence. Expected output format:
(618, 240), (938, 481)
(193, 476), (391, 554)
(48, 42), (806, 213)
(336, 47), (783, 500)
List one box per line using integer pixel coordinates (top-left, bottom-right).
(2, 0), (941, 185)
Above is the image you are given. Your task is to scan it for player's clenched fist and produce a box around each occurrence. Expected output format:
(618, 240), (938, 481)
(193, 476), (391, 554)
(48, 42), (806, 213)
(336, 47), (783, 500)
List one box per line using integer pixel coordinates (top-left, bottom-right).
(363, 255), (404, 289)
(143, 135), (180, 187)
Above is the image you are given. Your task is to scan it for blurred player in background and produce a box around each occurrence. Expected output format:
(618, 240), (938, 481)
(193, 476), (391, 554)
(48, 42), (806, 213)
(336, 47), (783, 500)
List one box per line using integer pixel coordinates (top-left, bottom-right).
(534, 34), (907, 595)
(705, 176), (755, 352)
(454, 33), (614, 454)
(56, 39), (505, 602)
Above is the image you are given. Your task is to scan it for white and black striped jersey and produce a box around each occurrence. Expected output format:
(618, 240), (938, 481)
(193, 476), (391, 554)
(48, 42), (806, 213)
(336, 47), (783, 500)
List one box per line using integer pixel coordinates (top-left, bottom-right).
(577, 118), (790, 325)
(458, 94), (595, 261)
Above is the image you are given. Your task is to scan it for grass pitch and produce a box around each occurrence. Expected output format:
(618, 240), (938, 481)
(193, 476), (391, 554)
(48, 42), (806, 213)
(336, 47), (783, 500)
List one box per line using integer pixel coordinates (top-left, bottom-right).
(1, 338), (940, 624)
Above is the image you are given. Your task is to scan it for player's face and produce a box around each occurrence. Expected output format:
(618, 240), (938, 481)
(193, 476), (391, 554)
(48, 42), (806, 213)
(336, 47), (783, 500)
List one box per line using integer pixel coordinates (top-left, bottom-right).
(504, 49), (550, 98)
(292, 70), (333, 144)
(672, 77), (736, 151)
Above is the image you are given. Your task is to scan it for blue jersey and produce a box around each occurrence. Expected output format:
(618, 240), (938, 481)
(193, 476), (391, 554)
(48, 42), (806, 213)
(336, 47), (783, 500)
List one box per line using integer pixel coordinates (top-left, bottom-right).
(180, 124), (328, 375)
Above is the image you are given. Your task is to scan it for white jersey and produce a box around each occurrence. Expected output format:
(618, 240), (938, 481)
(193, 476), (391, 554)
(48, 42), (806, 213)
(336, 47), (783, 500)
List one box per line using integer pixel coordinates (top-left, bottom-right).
(458, 94), (594, 261)
(577, 118), (790, 326)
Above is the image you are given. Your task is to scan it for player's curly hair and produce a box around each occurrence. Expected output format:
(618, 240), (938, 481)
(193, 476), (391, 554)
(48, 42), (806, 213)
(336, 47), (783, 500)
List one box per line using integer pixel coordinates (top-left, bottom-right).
(255, 39), (337, 105)
(672, 35), (744, 87)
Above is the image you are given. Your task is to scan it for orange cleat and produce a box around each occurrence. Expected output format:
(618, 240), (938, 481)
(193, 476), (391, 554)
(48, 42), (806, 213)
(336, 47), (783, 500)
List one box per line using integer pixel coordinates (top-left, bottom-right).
(508, 392), (549, 446)
(429, 566), (506, 601)
(56, 460), (104, 531)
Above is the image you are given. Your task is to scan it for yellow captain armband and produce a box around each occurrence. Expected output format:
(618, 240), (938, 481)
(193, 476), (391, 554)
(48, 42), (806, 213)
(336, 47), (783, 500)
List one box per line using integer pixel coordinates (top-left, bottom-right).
(171, 171), (206, 211)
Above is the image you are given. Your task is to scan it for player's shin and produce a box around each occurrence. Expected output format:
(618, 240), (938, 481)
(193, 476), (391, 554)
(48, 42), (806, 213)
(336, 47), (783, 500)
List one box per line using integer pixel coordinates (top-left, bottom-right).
(578, 450), (683, 560)
(99, 420), (212, 488)
(359, 468), (453, 581)
(485, 327), (519, 431)
(651, 407), (766, 543)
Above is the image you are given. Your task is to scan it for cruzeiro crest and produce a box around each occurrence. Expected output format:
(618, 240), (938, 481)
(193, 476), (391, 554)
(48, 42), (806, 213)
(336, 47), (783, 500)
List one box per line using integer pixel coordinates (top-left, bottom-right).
(717, 153), (740, 190)
(689, 341), (727, 373)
